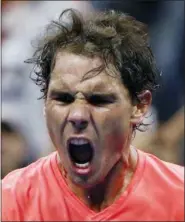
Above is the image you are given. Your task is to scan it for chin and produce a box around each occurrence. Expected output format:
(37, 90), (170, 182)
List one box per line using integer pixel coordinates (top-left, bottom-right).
(70, 171), (104, 188)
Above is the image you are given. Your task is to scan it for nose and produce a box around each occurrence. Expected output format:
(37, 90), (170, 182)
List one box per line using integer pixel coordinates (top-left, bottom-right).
(68, 105), (89, 131)
(69, 119), (88, 130)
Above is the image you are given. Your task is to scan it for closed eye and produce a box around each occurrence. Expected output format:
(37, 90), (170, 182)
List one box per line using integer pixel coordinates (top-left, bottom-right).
(87, 94), (117, 106)
(52, 92), (74, 104)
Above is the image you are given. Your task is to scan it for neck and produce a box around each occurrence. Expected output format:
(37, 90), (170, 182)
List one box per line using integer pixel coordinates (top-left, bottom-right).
(59, 146), (138, 212)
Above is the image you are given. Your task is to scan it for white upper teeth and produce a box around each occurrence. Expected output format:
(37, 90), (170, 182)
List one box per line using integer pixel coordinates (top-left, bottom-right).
(70, 138), (89, 145)
(75, 162), (90, 168)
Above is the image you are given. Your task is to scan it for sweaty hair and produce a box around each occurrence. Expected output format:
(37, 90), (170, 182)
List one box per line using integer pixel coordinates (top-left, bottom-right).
(25, 8), (161, 131)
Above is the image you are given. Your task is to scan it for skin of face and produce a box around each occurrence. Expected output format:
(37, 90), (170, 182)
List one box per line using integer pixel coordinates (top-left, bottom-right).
(45, 51), (151, 188)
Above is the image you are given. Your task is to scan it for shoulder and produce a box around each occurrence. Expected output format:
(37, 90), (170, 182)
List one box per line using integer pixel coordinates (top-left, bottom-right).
(141, 150), (184, 183)
(2, 152), (57, 221)
(138, 150), (184, 220)
(2, 152), (55, 188)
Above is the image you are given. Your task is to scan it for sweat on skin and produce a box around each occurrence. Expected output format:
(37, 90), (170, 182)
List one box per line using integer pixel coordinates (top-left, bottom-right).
(44, 51), (151, 211)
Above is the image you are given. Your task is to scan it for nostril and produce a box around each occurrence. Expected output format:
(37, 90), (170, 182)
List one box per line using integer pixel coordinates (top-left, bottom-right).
(69, 119), (88, 130)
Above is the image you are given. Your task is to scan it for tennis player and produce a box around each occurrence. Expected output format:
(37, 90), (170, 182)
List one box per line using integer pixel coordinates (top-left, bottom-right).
(2, 9), (184, 221)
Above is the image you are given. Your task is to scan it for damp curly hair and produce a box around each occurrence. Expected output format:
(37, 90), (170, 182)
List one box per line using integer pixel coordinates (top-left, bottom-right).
(25, 8), (161, 132)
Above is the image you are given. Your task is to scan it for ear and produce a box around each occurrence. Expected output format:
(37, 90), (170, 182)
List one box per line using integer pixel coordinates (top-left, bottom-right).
(130, 90), (152, 126)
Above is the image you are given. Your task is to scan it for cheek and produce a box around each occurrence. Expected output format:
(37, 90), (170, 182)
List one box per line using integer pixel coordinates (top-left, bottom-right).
(96, 105), (131, 136)
(97, 105), (132, 153)
(45, 103), (68, 142)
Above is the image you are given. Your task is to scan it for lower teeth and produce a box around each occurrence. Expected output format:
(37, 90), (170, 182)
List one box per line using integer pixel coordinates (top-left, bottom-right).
(75, 162), (89, 168)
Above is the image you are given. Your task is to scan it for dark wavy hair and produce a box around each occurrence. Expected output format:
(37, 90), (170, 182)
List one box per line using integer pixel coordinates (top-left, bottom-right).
(25, 8), (161, 131)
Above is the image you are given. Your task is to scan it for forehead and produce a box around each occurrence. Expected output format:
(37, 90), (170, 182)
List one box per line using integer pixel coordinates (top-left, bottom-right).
(49, 52), (127, 94)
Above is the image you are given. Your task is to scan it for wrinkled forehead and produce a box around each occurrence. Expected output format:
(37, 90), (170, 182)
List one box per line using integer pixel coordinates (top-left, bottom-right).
(49, 52), (124, 93)
(53, 51), (104, 78)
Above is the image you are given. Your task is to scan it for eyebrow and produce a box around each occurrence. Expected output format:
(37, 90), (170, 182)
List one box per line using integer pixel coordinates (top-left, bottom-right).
(86, 93), (118, 103)
(86, 92), (117, 98)
(51, 75), (114, 92)
(49, 90), (75, 98)
(49, 90), (117, 100)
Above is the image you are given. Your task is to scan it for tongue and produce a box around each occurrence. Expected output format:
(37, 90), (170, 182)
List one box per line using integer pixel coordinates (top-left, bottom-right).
(69, 143), (93, 164)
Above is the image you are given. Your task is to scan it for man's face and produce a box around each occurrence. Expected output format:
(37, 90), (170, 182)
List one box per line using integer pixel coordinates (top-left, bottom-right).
(45, 52), (134, 187)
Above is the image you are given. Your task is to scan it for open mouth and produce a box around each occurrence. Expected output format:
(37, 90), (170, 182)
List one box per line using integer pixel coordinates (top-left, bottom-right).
(68, 138), (94, 171)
